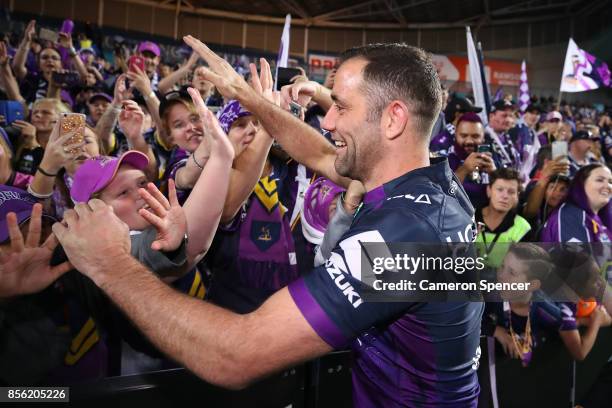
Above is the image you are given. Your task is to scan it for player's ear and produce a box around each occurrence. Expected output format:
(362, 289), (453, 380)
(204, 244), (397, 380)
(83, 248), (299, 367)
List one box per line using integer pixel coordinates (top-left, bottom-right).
(381, 100), (409, 141)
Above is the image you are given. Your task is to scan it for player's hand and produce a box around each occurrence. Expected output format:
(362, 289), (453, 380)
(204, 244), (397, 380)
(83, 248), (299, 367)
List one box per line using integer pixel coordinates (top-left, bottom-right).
(183, 35), (251, 102)
(52, 200), (131, 286)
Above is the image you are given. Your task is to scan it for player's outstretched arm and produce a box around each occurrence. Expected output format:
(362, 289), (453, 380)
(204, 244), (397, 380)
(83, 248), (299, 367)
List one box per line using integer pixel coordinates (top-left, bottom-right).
(53, 199), (332, 388)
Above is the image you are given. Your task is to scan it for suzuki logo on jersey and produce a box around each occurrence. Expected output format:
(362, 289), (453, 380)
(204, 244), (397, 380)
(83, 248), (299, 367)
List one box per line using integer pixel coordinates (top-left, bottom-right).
(325, 253), (363, 308)
(324, 230), (389, 309)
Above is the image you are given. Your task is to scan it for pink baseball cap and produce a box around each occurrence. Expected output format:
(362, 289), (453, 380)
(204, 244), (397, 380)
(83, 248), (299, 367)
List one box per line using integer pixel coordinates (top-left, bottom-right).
(70, 151), (149, 203)
(546, 111), (563, 121)
(137, 41), (161, 57)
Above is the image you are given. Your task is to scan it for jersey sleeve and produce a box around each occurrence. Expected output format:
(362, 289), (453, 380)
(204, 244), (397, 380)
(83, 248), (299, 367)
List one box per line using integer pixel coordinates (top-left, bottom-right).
(288, 208), (439, 348)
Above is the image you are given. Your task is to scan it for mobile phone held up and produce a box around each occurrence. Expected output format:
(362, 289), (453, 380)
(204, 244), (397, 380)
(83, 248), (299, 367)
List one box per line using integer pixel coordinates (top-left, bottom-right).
(477, 144), (492, 155)
(0, 101), (25, 125)
(552, 140), (570, 176)
(39, 27), (59, 43)
(60, 113), (86, 154)
(551, 140), (568, 159)
(128, 55), (145, 73)
(52, 71), (80, 88)
(289, 101), (302, 118)
(276, 67), (302, 91)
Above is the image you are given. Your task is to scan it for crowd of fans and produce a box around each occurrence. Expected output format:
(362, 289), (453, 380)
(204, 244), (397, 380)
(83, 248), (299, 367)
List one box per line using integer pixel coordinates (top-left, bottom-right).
(0, 17), (611, 406)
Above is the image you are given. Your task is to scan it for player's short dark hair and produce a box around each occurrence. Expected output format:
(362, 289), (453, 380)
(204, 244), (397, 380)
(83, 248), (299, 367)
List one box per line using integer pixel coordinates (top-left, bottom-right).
(339, 43), (442, 139)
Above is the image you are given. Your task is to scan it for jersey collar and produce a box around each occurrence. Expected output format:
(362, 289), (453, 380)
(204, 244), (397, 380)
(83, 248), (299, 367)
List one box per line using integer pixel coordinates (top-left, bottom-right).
(362, 157), (453, 206)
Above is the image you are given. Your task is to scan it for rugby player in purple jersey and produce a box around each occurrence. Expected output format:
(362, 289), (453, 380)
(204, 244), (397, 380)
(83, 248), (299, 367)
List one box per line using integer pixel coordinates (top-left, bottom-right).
(52, 36), (484, 407)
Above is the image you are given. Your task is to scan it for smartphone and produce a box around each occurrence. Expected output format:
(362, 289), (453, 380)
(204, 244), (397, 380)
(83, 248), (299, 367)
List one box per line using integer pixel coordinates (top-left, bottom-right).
(60, 19), (74, 35)
(289, 101), (302, 118)
(552, 141), (568, 159)
(276, 67), (302, 90)
(39, 27), (59, 43)
(60, 113), (86, 153)
(52, 71), (80, 88)
(477, 144), (492, 155)
(128, 55), (145, 73)
(0, 100), (25, 125)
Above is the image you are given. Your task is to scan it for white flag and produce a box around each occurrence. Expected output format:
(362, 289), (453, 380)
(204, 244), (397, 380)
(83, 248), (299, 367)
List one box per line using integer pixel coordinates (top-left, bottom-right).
(466, 27), (487, 125)
(274, 14), (291, 89)
(518, 60), (530, 113)
(560, 38), (611, 92)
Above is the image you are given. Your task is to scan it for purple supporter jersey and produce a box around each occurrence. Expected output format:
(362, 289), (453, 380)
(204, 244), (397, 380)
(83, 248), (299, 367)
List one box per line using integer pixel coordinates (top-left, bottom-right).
(204, 157), (311, 314)
(288, 158), (483, 407)
(447, 146), (489, 210)
(430, 124), (455, 156)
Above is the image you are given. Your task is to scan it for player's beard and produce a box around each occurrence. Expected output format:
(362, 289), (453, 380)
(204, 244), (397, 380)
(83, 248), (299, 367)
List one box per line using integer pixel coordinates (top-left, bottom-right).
(334, 122), (382, 181)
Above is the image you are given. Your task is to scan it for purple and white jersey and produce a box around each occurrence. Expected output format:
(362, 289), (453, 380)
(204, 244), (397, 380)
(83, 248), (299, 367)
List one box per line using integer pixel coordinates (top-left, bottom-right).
(430, 123), (455, 157)
(288, 158), (483, 407)
(486, 128), (521, 169)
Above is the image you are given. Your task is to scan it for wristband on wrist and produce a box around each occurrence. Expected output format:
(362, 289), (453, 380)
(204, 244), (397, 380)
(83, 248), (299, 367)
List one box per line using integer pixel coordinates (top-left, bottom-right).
(191, 154), (204, 170)
(27, 184), (54, 199)
(69, 47), (77, 57)
(144, 91), (156, 101)
(37, 166), (58, 177)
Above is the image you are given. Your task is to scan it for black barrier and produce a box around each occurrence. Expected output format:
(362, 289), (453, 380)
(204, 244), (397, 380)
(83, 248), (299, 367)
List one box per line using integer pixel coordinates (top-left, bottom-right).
(478, 327), (612, 408)
(68, 366), (304, 408)
(307, 351), (353, 408)
(31, 329), (610, 407)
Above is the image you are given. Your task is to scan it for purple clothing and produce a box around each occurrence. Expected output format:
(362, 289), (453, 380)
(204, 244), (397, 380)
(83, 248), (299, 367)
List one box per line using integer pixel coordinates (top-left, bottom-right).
(4, 171), (33, 190)
(430, 124), (455, 156)
(540, 202), (610, 243)
(541, 175), (612, 243)
(509, 122), (537, 164)
(483, 296), (577, 367)
(204, 157), (304, 314)
(447, 145), (489, 209)
(217, 100), (251, 133)
(288, 158), (482, 407)
(164, 147), (190, 203)
(487, 128), (521, 169)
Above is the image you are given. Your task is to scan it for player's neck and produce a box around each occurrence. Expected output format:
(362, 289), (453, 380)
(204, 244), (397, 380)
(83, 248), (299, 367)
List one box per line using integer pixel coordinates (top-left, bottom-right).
(363, 144), (430, 192)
